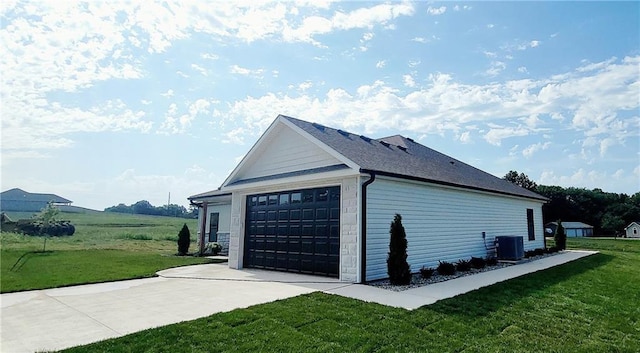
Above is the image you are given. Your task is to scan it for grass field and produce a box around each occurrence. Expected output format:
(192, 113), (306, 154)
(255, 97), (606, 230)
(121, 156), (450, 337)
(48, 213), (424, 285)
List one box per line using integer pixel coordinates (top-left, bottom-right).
(0, 210), (217, 293)
(61, 238), (640, 353)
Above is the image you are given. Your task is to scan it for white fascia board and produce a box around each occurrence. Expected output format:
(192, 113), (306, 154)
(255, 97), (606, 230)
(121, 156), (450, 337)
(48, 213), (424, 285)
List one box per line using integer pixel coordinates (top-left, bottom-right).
(222, 167), (359, 193)
(279, 116), (361, 171)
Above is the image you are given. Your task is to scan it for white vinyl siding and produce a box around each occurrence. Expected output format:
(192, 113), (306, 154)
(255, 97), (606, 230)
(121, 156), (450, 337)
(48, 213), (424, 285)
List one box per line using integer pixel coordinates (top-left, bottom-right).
(365, 177), (545, 281)
(206, 204), (231, 236)
(236, 126), (341, 181)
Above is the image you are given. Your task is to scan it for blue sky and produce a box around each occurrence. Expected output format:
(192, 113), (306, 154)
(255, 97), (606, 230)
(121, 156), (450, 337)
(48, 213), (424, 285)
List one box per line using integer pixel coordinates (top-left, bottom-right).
(1, 1), (638, 210)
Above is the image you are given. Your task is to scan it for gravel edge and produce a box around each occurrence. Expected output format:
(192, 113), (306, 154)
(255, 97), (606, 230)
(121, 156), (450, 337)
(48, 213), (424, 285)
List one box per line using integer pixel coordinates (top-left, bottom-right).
(368, 252), (564, 292)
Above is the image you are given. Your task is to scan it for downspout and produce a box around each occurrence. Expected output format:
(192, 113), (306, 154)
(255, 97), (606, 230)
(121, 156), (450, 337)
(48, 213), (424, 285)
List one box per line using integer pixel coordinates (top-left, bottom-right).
(360, 171), (376, 284)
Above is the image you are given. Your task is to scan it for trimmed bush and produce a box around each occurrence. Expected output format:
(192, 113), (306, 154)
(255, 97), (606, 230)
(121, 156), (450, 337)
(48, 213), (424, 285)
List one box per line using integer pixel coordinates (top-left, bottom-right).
(387, 214), (411, 285)
(177, 223), (190, 255)
(525, 250), (536, 258)
(470, 256), (486, 269)
(554, 220), (567, 250)
(420, 267), (435, 279)
(437, 261), (456, 276)
(456, 259), (472, 272)
(534, 248), (545, 256)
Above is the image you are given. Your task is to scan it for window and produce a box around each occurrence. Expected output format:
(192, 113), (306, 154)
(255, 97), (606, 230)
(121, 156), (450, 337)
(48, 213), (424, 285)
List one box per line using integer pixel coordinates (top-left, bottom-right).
(268, 195), (278, 205)
(527, 209), (535, 241)
(279, 194), (289, 205)
(291, 192), (302, 204)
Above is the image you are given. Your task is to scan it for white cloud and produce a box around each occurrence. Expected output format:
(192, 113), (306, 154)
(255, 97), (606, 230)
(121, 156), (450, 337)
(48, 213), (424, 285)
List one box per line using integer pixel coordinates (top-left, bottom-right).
(453, 5), (472, 11)
(191, 64), (208, 76)
(522, 141), (551, 157)
(529, 40), (540, 48)
(459, 131), (472, 143)
(159, 99), (211, 134)
(539, 168), (640, 193)
(403, 74), (416, 87)
(412, 37), (427, 43)
(576, 57), (617, 72)
(299, 81), (313, 91)
(408, 60), (421, 68)
(484, 51), (498, 58)
(485, 61), (506, 77)
(518, 66), (529, 74)
(487, 24), (495, 29)
(201, 53), (219, 60)
(283, 2), (415, 46)
(230, 65), (265, 77)
(427, 6), (447, 15)
(215, 56), (638, 155)
(376, 60), (386, 68)
(161, 89), (174, 98)
(484, 126), (530, 146)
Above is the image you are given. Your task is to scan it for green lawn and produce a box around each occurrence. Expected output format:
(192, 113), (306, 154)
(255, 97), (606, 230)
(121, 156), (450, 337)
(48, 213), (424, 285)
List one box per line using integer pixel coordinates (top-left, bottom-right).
(0, 249), (217, 293)
(1, 211), (215, 293)
(61, 238), (640, 353)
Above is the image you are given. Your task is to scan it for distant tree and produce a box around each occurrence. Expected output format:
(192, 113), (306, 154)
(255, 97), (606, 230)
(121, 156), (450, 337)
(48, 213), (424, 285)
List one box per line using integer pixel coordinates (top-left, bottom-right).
(387, 214), (412, 285)
(104, 203), (133, 213)
(133, 200), (156, 215)
(35, 202), (60, 252)
(503, 170), (538, 191)
(105, 200), (192, 218)
(601, 213), (625, 236)
(177, 223), (190, 255)
(554, 220), (566, 250)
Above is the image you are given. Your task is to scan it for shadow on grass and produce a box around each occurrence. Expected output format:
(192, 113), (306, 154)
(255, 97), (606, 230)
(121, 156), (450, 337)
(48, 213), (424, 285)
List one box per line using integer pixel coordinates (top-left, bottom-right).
(425, 253), (613, 318)
(9, 250), (54, 272)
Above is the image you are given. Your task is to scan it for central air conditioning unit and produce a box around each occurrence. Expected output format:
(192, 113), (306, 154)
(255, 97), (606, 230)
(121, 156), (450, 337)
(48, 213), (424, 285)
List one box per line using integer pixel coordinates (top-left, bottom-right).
(495, 236), (524, 260)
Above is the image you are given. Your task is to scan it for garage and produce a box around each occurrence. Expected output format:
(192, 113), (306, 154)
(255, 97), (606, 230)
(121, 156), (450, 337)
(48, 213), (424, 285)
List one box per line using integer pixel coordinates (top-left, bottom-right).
(244, 186), (340, 277)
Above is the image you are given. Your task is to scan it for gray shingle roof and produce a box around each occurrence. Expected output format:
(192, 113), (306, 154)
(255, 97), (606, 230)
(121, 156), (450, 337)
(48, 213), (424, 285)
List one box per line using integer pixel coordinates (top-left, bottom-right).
(283, 115), (547, 201)
(0, 188), (72, 204)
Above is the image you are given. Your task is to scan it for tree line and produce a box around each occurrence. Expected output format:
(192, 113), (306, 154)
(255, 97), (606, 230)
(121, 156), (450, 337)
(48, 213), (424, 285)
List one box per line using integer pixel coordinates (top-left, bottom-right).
(104, 200), (198, 218)
(504, 171), (639, 236)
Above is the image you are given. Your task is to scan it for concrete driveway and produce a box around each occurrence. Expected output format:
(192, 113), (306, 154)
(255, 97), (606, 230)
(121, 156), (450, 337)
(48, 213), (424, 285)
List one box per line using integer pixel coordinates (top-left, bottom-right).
(1, 250), (596, 353)
(0, 264), (346, 353)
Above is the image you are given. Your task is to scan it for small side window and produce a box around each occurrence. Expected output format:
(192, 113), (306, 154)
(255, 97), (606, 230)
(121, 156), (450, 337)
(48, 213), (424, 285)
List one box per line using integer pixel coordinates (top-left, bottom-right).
(527, 209), (535, 241)
(279, 194), (289, 205)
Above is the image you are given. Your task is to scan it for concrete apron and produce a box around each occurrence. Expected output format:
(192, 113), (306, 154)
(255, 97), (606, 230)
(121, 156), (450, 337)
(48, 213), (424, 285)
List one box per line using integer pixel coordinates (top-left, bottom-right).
(1, 250), (596, 353)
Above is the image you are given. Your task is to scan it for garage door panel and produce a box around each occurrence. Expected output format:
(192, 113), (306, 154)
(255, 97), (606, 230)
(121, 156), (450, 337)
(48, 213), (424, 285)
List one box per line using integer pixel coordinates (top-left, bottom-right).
(244, 186), (340, 277)
(302, 209), (314, 220)
(316, 208), (328, 220)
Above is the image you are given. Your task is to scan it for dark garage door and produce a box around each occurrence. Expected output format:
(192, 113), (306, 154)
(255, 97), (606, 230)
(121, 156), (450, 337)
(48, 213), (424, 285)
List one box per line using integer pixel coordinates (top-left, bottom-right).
(244, 186), (340, 277)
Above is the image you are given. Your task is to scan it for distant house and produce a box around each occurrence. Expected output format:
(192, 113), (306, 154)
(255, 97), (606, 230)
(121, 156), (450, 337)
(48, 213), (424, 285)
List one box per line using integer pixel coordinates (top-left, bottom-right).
(625, 222), (640, 238)
(545, 221), (594, 237)
(189, 115), (547, 283)
(0, 188), (72, 212)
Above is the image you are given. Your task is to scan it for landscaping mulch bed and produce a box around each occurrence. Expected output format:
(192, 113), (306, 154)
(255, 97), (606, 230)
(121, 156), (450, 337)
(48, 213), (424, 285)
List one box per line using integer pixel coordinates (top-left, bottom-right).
(368, 251), (563, 292)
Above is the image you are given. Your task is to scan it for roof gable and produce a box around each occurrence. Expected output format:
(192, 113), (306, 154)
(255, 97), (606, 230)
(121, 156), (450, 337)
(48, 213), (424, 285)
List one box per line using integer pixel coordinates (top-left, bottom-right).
(221, 116), (358, 187)
(282, 115), (547, 201)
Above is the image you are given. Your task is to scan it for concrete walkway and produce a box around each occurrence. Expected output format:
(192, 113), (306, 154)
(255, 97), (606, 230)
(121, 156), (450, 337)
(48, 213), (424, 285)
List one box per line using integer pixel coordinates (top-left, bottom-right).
(1, 250), (596, 353)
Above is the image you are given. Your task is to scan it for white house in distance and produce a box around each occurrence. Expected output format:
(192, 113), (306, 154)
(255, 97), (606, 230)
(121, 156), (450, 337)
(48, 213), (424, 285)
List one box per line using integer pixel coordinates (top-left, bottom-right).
(189, 115), (548, 283)
(625, 222), (640, 238)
